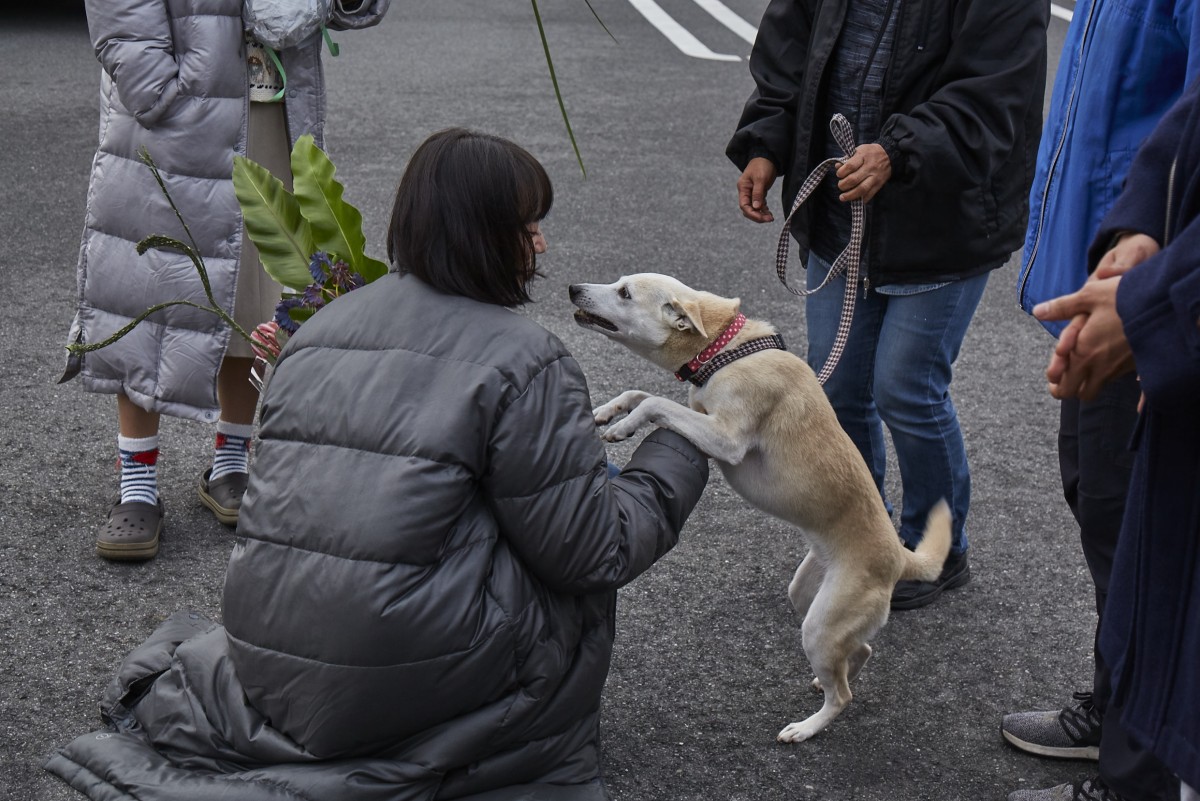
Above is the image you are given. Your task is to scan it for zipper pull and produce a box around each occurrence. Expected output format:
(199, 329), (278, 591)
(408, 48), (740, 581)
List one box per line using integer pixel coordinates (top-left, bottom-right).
(862, 275), (870, 299)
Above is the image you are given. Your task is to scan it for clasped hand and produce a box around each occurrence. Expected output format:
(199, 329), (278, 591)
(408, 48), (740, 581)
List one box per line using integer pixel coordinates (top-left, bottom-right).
(1033, 233), (1159, 401)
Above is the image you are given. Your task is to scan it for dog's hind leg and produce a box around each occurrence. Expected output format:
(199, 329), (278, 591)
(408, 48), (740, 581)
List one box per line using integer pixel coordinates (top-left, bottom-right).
(777, 583), (888, 743)
(846, 642), (872, 683)
(787, 551), (823, 618)
(810, 642), (871, 693)
(778, 643), (852, 742)
(792, 556), (849, 695)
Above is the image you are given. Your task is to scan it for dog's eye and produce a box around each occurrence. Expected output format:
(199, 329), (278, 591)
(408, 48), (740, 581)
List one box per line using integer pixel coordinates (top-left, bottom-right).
(618, 286), (631, 300)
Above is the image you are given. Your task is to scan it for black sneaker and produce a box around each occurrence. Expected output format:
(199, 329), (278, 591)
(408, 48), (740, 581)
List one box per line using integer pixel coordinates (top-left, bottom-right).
(890, 548), (970, 610)
(1007, 776), (1127, 801)
(1001, 690), (1101, 760)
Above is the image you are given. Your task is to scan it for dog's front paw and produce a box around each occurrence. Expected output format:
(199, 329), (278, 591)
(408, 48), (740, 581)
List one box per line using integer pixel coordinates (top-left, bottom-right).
(601, 417), (641, 442)
(593, 390), (651, 427)
(776, 721), (820, 744)
(593, 402), (622, 427)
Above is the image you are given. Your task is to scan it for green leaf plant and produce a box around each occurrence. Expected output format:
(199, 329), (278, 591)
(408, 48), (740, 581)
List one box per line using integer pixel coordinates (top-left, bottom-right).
(61, 139), (383, 381)
(233, 133), (388, 290)
(61, 148), (256, 380)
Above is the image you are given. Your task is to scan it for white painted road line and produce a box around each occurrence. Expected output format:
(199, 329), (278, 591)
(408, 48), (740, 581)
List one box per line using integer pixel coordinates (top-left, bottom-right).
(627, 0), (742, 61)
(630, 1), (1071, 63)
(691, 0), (758, 45)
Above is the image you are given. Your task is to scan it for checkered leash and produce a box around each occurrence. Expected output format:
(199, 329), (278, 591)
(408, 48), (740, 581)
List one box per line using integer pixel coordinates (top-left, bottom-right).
(774, 114), (864, 386)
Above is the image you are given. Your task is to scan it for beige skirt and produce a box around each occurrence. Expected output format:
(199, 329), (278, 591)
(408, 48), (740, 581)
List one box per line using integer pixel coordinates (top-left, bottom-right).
(229, 101), (290, 359)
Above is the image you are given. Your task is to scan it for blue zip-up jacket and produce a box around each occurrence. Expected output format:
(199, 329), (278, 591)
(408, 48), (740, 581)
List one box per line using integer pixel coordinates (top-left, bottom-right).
(1017, 0), (1200, 336)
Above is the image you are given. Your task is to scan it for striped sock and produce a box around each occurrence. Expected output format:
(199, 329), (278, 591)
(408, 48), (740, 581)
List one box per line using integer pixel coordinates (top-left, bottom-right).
(118, 435), (159, 506)
(210, 421), (253, 481)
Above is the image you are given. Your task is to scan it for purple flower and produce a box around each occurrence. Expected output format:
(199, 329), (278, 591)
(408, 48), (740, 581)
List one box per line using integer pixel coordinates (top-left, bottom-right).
(301, 283), (327, 310)
(328, 258), (362, 292)
(273, 297), (304, 334)
(309, 251), (333, 283)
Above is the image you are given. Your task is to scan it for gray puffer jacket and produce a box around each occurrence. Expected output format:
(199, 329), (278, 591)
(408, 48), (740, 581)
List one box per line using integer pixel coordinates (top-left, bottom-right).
(46, 274), (710, 801)
(65, 0), (387, 422)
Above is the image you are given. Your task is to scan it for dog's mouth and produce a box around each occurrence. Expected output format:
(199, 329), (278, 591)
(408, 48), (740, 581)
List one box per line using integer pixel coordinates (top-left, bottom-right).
(573, 308), (618, 332)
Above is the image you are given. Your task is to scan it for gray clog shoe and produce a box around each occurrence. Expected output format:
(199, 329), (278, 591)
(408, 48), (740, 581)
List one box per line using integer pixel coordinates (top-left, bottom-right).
(97, 499), (164, 561)
(198, 468), (248, 527)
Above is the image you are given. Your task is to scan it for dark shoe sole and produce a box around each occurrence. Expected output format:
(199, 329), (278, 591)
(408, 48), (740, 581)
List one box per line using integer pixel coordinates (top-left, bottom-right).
(198, 470), (242, 526)
(97, 500), (163, 561)
(890, 564), (971, 610)
(1000, 727), (1100, 761)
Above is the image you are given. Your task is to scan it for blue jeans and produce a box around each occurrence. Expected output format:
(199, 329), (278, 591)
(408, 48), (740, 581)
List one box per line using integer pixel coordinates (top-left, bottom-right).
(805, 254), (988, 553)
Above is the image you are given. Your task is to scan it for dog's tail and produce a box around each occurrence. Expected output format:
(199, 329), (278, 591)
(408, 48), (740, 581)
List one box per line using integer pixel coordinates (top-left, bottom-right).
(899, 499), (953, 583)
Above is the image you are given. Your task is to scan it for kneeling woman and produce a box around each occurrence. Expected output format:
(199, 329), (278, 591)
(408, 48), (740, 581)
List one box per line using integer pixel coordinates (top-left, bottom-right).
(47, 129), (709, 801)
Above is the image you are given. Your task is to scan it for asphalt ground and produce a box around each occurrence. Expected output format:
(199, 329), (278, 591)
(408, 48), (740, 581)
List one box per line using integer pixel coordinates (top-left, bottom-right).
(0, 3), (1097, 799)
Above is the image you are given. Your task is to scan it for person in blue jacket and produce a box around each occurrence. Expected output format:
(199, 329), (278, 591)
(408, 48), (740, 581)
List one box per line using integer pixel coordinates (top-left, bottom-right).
(1005, 3), (1200, 799)
(1029, 73), (1200, 801)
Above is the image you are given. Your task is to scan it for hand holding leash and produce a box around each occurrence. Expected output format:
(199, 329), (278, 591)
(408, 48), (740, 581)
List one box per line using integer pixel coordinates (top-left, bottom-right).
(774, 114), (865, 386)
(836, 143), (892, 203)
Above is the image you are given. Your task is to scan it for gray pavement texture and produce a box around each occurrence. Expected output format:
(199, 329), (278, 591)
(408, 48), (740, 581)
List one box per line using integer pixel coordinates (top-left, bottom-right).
(2, 3), (1101, 800)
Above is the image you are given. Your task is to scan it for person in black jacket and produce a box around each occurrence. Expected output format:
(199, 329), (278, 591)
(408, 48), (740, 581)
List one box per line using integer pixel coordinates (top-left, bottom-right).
(728, 0), (1048, 609)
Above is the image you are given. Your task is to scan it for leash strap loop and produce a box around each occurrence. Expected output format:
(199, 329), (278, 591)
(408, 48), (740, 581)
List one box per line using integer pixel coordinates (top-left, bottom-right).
(774, 114), (865, 386)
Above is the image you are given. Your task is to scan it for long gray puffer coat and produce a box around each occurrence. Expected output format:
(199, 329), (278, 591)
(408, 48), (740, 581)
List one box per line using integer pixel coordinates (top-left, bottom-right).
(46, 274), (710, 800)
(65, 0), (387, 422)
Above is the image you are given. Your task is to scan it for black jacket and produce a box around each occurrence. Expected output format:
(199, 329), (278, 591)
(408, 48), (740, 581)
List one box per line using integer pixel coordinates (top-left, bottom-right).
(728, 0), (1048, 284)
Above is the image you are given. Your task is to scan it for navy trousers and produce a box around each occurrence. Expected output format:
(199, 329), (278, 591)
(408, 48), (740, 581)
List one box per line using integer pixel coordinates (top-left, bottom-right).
(1058, 371), (1178, 801)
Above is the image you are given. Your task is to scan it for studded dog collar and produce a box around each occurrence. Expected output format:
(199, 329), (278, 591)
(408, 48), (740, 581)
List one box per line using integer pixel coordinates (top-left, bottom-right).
(674, 313), (787, 386)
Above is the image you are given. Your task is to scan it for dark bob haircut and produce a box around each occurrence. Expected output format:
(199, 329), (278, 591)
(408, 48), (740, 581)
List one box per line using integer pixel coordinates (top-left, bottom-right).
(387, 128), (553, 307)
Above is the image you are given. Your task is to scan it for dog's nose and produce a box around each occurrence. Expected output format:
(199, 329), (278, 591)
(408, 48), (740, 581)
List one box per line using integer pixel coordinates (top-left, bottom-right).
(568, 284), (581, 300)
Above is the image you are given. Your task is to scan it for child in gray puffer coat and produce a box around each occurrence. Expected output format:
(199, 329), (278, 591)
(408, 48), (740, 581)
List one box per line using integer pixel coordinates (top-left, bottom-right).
(65, 0), (387, 561)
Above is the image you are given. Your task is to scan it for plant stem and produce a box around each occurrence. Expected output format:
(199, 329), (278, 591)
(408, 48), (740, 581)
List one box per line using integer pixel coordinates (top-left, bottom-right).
(67, 299), (252, 354)
(532, 0), (586, 177)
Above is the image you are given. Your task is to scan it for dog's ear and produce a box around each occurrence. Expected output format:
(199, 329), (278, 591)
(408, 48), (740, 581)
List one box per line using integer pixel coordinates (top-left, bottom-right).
(666, 298), (708, 338)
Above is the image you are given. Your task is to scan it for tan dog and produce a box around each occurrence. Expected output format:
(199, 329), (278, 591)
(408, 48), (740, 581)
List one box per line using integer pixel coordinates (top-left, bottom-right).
(569, 273), (950, 743)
